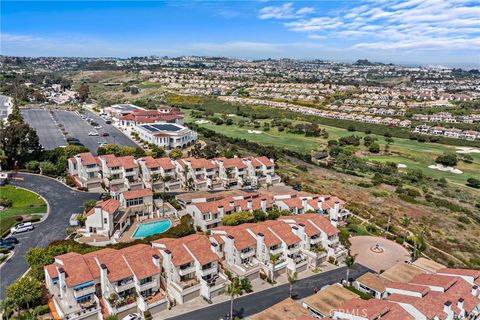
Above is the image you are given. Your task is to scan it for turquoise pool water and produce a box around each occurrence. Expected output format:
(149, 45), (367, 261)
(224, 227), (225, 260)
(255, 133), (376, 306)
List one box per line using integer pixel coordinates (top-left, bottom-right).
(132, 220), (172, 238)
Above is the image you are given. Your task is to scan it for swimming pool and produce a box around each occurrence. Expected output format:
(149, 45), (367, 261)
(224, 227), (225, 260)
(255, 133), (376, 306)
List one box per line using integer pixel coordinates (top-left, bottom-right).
(131, 220), (172, 239)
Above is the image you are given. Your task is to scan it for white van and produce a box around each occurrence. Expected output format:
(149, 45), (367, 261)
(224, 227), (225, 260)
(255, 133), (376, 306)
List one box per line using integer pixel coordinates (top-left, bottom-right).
(11, 222), (34, 234)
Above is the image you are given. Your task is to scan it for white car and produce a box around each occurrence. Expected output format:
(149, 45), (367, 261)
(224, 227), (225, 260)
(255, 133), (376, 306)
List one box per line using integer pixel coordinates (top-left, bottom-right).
(122, 314), (141, 320)
(88, 131), (99, 136)
(11, 222), (34, 234)
(94, 125), (102, 129)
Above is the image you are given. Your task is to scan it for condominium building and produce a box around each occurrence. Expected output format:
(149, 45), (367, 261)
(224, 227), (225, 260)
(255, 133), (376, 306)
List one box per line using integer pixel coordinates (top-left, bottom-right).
(210, 215), (345, 281)
(67, 153), (281, 192)
(137, 156), (182, 192)
(97, 155), (142, 192)
(152, 234), (228, 304)
(68, 152), (102, 190)
(44, 244), (168, 320)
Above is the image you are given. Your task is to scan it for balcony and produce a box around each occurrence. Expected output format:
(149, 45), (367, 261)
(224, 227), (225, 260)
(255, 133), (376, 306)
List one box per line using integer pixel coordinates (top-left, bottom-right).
(178, 264), (196, 276)
(137, 279), (158, 292)
(73, 285), (95, 299)
(310, 236), (322, 245)
(62, 295), (100, 320)
(240, 248), (256, 259)
(270, 246), (283, 255)
(200, 265), (217, 277)
(114, 280), (135, 293)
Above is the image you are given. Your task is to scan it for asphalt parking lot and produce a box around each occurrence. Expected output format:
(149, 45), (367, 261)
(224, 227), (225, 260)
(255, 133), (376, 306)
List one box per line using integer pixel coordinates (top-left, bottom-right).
(22, 108), (137, 154)
(21, 109), (67, 149)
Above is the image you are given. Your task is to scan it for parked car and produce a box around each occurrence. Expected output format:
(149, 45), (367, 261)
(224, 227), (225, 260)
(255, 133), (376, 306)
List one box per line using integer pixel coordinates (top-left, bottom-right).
(122, 314), (141, 320)
(0, 237), (19, 245)
(66, 137), (80, 143)
(101, 132), (110, 137)
(88, 131), (99, 136)
(105, 120), (112, 124)
(94, 125), (102, 129)
(0, 243), (14, 251)
(10, 222), (34, 234)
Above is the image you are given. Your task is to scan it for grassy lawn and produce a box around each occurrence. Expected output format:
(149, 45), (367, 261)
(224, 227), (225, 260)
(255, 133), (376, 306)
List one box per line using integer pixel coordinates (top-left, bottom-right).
(185, 109), (480, 185)
(0, 186), (47, 236)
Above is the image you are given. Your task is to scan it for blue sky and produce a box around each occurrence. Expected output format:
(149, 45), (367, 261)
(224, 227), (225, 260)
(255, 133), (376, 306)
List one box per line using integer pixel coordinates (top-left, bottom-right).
(1, 0), (479, 67)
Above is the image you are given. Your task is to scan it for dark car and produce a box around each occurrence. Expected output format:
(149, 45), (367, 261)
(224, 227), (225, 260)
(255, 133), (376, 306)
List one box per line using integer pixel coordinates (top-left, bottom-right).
(101, 132), (110, 137)
(0, 243), (14, 251)
(1, 237), (19, 245)
(66, 137), (80, 143)
(105, 120), (112, 124)
(68, 141), (84, 146)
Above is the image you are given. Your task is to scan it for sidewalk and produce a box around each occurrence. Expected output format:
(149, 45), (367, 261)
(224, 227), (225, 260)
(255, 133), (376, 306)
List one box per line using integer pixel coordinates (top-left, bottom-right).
(157, 262), (340, 319)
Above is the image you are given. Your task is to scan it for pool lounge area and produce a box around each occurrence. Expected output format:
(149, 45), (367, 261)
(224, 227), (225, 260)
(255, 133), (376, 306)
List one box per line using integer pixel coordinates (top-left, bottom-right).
(132, 219), (172, 239)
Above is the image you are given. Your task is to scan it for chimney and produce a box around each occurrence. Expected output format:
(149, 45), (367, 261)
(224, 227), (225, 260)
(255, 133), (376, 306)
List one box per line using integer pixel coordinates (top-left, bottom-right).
(218, 206), (225, 217)
(247, 200), (253, 211)
(257, 233), (265, 261)
(225, 235), (235, 264)
(58, 268), (66, 298)
(302, 198), (308, 211)
(443, 301), (452, 315)
(163, 249), (172, 279)
(261, 198), (267, 212)
(457, 298), (464, 311)
(298, 223), (306, 242)
(317, 199), (323, 212)
(100, 263), (108, 293)
(472, 285), (478, 297)
(152, 254), (161, 268)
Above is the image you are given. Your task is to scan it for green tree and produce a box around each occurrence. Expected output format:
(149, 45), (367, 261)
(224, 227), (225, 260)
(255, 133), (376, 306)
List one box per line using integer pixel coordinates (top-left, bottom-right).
(269, 253), (282, 283)
(401, 215), (412, 244)
(435, 153), (458, 167)
(169, 148), (183, 160)
(77, 83), (90, 102)
(83, 199), (98, 213)
(39, 161), (57, 176)
(0, 111), (42, 169)
(466, 177), (480, 189)
(4, 276), (43, 310)
(368, 143), (380, 153)
(25, 160), (40, 172)
(225, 277), (250, 319)
(288, 272), (297, 298)
(345, 252), (357, 283)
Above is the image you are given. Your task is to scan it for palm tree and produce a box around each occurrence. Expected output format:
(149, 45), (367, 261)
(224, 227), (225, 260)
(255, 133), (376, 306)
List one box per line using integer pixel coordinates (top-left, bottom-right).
(160, 175), (172, 216)
(288, 272), (297, 298)
(269, 253), (282, 283)
(344, 252), (356, 284)
(225, 277), (246, 319)
(401, 215), (411, 244)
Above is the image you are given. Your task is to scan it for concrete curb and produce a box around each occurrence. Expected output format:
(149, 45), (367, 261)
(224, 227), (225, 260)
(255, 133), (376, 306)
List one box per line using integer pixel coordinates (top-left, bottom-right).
(13, 172), (100, 194)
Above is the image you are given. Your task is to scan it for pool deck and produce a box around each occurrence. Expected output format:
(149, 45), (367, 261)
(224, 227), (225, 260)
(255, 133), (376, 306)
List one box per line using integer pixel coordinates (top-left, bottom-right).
(117, 216), (179, 243)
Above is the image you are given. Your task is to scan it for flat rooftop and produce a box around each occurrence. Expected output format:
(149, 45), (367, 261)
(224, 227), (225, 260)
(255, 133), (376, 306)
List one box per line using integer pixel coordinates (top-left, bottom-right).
(302, 283), (358, 317)
(141, 123), (183, 132)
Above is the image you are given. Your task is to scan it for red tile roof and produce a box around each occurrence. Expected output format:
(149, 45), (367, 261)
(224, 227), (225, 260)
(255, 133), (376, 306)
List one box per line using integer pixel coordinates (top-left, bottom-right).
(122, 188), (153, 200)
(154, 234), (217, 266)
(77, 152), (97, 166)
(86, 198), (120, 217)
(140, 156), (175, 170)
(215, 157), (247, 169)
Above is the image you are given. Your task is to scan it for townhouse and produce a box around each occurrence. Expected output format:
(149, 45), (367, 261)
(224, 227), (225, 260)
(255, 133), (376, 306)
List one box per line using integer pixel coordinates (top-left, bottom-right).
(186, 192), (273, 231)
(117, 107), (184, 134)
(133, 123), (197, 150)
(68, 152), (102, 190)
(137, 156), (182, 192)
(82, 188), (154, 239)
(209, 215), (346, 281)
(97, 155), (142, 192)
(152, 234), (228, 304)
(67, 153), (281, 192)
(414, 124), (480, 141)
(44, 244), (168, 320)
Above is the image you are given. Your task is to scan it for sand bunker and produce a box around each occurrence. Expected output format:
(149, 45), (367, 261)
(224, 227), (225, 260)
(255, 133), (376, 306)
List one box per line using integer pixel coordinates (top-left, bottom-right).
(428, 164), (463, 174)
(397, 163), (407, 168)
(456, 147), (480, 154)
(248, 130), (262, 134)
(195, 120), (210, 124)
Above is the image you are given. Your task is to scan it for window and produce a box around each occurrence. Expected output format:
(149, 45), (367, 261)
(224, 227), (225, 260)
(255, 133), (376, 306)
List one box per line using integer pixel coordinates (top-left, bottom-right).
(126, 197), (144, 207)
(103, 218), (108, 224)
(139, 276), (152, 285)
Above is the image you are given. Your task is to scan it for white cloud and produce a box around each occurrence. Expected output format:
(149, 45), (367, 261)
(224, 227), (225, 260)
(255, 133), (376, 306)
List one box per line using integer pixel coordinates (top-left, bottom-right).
(296, 7), (315, 15)
(259, 2), (315, 20)
(258, 0), (480, 53)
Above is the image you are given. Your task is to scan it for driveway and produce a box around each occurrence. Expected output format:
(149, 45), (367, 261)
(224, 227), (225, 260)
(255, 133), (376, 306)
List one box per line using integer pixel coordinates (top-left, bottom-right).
(167, 264), (371, 320)
(0, 173), (100, 299)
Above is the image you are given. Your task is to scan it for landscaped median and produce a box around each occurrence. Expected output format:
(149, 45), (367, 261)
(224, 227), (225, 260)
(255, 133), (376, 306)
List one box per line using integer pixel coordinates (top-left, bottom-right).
(0, 185), (48, 238)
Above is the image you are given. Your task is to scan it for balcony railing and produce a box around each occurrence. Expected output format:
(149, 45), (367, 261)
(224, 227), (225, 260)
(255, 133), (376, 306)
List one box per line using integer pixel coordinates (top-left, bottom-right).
(178, 265), (196, 276)
(240, 249), (256, 259)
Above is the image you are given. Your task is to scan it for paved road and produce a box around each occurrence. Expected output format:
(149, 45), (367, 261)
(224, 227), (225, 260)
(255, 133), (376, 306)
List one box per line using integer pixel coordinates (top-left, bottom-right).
(167, 264), (371, 320)
(21, 109), (67, 149)
(54, 110), (137, 154)
(0, 173), (100, 299)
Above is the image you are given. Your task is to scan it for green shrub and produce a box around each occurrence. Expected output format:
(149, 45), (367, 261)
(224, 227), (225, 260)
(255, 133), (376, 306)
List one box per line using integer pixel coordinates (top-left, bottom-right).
(34, 304), (50, 315)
